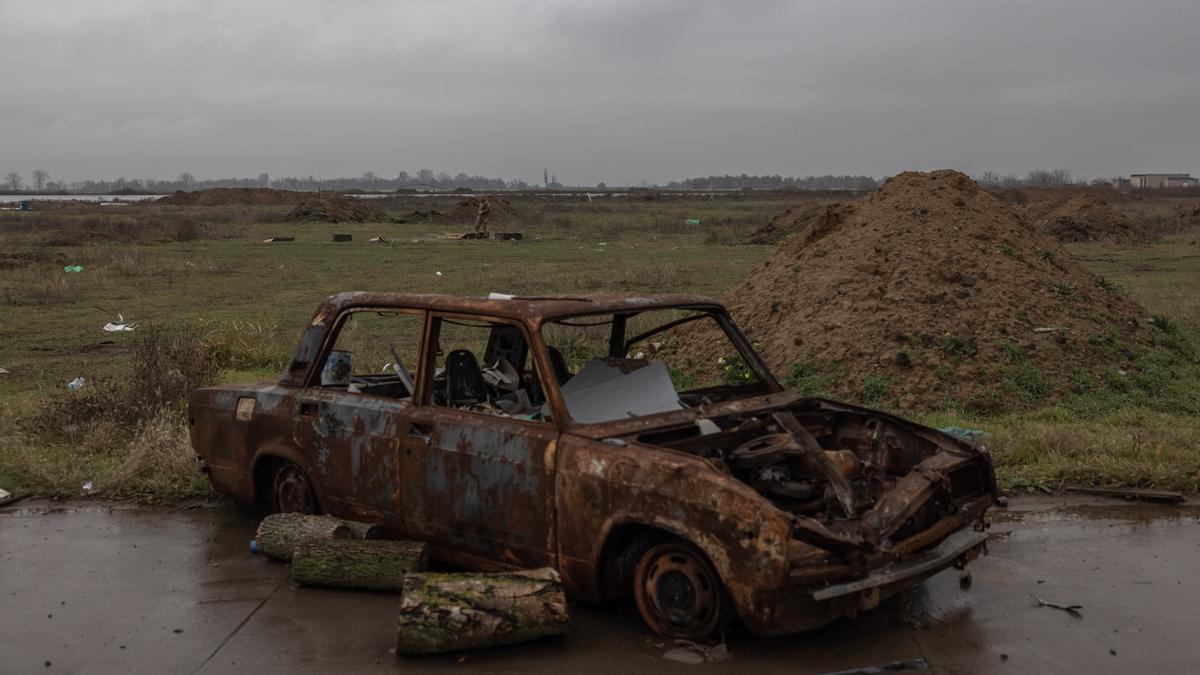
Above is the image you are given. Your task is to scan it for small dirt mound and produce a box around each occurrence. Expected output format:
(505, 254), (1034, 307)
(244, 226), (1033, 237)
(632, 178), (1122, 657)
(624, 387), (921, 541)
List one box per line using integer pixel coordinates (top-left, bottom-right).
(674, 170), (1153, 412)
(1030, 195), (1146, 243)
(447, 195), (519, 221)
(158, 188), (302, 206)
(747, 203), (855, 245)
(286, 194), (387, 223)
(1175, 202), (1200, 226)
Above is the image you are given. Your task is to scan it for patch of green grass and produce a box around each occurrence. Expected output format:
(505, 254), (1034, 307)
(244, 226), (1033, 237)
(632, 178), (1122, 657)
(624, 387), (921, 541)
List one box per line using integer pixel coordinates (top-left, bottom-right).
(1051, 281), (1077, 297)
(936, 334), (978, 362)
(860, 373), (894, 405)
(784, 360), (847, 397)
(1094, 275), (1120, 295)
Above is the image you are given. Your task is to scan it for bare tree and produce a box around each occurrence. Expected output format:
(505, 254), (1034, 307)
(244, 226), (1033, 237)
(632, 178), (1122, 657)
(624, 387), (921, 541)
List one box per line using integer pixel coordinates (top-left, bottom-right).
(31, 169), (49, 191)
(362, 171), (377, 190)
(258, 172), (269, 187)
(177, 171), (196, 188)
(4, 172), (22, 191)
(977, 170), (1000, 187)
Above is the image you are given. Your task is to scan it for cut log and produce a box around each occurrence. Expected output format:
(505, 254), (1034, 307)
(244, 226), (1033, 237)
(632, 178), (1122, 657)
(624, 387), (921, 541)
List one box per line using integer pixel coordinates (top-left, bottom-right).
(254, 513), (354, 562)
(292, 539), (428, 591)
(395, 568), (569, 655)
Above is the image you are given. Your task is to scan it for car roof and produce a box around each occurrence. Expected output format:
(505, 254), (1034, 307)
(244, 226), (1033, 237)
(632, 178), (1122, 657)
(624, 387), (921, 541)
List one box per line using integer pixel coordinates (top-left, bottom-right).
(312, 291), (724, 325)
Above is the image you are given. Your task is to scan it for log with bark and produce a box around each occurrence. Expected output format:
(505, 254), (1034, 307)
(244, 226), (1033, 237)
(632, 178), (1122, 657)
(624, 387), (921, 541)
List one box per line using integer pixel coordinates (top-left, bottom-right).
(292, 539), (428, 591)
(254, 513), (355, 562)
(395, 568), (569, 654)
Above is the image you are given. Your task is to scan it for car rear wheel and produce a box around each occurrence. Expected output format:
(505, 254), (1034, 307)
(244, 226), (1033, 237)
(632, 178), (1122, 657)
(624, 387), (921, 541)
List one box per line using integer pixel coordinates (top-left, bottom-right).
(633, 540), (730, 640)
(271, 462), (315, 514)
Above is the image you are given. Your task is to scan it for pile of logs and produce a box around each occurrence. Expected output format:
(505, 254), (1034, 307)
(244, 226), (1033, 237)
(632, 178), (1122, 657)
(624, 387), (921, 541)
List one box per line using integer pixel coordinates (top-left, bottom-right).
(253, 513), (569, 655)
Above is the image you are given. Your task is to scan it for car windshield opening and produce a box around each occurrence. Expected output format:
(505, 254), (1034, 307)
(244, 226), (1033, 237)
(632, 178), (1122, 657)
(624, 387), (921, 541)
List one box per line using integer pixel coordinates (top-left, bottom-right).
(541, 308), (770, 424)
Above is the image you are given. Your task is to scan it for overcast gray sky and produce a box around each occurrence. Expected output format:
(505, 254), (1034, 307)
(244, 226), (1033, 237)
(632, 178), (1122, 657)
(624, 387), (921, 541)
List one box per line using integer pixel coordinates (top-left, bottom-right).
(2, 0), (1198, 185)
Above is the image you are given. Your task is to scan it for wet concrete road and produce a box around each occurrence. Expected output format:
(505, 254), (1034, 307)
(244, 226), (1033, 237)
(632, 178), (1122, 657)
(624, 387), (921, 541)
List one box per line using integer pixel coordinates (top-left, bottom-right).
(2, 496), (1198, 674)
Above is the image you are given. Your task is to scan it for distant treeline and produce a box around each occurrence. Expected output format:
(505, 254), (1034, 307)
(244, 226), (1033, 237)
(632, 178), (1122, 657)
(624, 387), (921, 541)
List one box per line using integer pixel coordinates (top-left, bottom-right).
(666, 174), (879, 190)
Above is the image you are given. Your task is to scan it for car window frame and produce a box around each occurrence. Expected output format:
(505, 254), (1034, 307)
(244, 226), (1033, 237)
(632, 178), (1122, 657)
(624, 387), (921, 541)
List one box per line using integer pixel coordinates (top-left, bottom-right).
(303, 305), (430, 402)
(421, 310), (563, 428)
(536, 305), (783, 429)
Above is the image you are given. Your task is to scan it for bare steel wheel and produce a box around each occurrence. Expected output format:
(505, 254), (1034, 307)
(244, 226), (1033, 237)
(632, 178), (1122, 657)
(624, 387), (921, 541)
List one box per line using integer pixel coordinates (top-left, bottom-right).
(271, 463), (315, 514)
(633, 541), (729, 640)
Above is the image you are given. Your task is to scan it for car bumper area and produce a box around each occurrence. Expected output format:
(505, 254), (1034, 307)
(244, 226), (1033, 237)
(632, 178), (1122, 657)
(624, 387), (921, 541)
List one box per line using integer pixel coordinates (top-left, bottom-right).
(748, 528), (989, 636)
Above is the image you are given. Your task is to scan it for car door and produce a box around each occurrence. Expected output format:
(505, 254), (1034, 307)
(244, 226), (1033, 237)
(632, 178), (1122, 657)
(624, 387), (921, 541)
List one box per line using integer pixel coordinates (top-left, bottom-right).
(292, 308), (425, 527)
(397, 313), (559, 570)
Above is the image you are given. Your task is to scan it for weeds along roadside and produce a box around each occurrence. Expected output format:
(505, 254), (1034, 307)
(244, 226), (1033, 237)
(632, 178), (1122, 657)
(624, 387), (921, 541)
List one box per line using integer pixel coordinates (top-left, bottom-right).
(0, 325), (291, 502)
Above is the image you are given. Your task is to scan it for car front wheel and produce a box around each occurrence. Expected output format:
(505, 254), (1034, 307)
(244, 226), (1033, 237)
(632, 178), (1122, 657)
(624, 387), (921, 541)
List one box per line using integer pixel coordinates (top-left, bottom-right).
(271, 462), (315, 514)
(633, 540), (730, 640)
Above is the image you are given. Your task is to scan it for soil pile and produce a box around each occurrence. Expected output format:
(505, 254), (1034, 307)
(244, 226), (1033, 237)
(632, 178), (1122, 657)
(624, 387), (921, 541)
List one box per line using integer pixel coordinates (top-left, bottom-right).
(1175, 201), (1200, 226)
(1028, 195), (1146, 243)
(747, 203), (855, 245)
(158, 188), (302, 206)
(674, 170), (1151, 412)
(447, 196), (519, 221)
(286, 194), (387, 223)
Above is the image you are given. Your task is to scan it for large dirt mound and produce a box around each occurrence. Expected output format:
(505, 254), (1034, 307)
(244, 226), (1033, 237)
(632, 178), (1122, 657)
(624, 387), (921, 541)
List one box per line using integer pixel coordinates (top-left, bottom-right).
(158, 188), (302, 206)
(747, 202), (855, 245)
(1028, 194), (1146, 243)
(674, 170), (1151, 412)
(286, 194), (387, 223)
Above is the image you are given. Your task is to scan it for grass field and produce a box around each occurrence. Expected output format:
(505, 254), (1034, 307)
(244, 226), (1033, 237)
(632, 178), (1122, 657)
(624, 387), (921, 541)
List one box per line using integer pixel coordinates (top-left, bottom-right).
(1, 191), (1198, 499)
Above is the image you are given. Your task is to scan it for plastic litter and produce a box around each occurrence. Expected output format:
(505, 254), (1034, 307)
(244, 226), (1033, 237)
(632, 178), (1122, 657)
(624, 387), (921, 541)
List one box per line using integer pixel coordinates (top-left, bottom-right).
(250, 539), (259, 555)
(0, 367), (9, 375)
(81, 481), (93, 493)
(684, 218), (701, 226)
(102, 313), (138, 333)
(63, 265), (84, 273)
(67, 376), (87, 391)
(435, 271), (443, 276)
(939, 425), (986, 441)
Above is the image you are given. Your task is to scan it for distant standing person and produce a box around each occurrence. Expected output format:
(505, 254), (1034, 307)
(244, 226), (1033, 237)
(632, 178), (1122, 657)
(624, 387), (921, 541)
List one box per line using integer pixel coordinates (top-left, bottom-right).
(475, 196), (491, 234)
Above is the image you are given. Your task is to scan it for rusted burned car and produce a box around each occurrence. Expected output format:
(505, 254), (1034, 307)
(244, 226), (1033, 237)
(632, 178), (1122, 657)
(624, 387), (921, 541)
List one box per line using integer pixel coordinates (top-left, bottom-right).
(189, 292), (995, 639)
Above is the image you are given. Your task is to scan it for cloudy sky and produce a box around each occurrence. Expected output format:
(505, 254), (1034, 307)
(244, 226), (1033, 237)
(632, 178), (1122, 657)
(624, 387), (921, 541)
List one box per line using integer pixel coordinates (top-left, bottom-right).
(2, 0), (1198, 185)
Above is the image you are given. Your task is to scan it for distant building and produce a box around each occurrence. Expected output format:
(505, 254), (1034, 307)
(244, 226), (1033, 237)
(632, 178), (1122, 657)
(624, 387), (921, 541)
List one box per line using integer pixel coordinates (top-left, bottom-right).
(1129, 173), (1198, 189)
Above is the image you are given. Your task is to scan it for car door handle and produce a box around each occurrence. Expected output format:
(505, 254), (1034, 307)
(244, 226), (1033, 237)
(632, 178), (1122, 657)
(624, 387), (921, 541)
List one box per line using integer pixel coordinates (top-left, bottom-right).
(409, 422), (434, 445)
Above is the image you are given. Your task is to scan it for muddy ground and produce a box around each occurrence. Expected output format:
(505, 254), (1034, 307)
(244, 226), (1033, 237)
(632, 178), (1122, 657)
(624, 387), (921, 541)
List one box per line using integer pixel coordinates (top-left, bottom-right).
(2, 496), (1197, 674)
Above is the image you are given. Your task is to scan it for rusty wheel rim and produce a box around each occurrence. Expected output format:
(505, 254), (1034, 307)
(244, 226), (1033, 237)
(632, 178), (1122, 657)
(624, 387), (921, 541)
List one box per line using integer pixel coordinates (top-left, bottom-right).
(635, 543), (724, 639)
(273, 465), (314, 514)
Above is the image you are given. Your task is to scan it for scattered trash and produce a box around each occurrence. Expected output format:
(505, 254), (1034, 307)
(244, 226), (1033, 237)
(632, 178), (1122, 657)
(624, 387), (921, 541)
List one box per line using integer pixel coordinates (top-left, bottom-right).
(262, 236), (295, 243)
(249, 539), (259, 555)
(66, 376), (87, 391)
(1031, 326), (1068, 334)
(1062, 486), (1185, 504)
(81, 481), (94, 493)
(684, 218), (701, 226)
(1034, 595), (1082, 617)
(939, 426), (986, 441)
(817, 660), (929, 675)
(0, 489), (27, 507)
(662, 640), (729, 664)
(368, 236), (389, 243)
(63, 265), (84, 273)
(102, 313), (138, 333)
(0, 367), (9, 375)
(435, 271), (443, 277)
(331, 233), (353, 242)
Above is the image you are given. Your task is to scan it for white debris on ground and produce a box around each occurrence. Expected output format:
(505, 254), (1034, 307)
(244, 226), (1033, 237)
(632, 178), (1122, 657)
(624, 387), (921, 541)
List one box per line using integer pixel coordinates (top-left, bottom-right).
(102, 313), (138, 332)
(67, 376), (87, 391)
